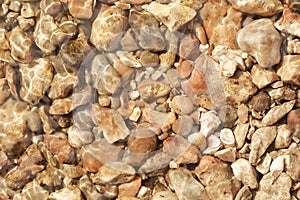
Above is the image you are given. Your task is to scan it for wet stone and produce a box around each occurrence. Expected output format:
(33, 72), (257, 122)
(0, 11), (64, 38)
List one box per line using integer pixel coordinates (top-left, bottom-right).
(90, 5), (127, 51)
(9, 26), (34, 63)
(48, 186), (83, 200)
(237, 19), (282, 69)
(40, 0), (62, 16)
(68, 0), (94, 19)
(128, 10), (165, 52)
(91, 162), (136, 185)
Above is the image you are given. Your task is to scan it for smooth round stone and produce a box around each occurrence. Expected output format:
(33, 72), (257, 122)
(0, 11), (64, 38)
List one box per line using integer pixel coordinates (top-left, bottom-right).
(170, 95), (194, 115)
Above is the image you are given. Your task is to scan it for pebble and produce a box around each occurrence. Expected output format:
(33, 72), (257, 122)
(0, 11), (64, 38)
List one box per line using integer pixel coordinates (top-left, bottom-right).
(275, 8), (300, 38)
(179, 36), (200, 60)
(21, 3), (35, 18)
(223, 71), (258, 107)
(142, 108), (176, 132)
(270, 156), (285, 183)
(262, 100), (295, 126)
(128, 10), (165, 52)
(251, 65), (279, 89)
(14, 180), (49, 200)
(166, 168), (208, 199)
(163, 135), (200, 164)
(138, 80), (171, 101)
(214, 147), (236, 162)
(121, 29), (140, 51)
(152, 191), (178, 200)
(274, 124), (292, 149)
(127, 127), (157, 154)
(199, 111), (222, 138)
(231, 158), (258, 189)
(48, 186), (83, 200)
(91, 162), (135, 185)
(228, 0), (283, 16)
(48, 72), (78, 99)
(144, 2), (196, 31)
(172, 115), (194, 136)
(220, 128), (235, 147)
(277, 55), (300, 86)
(287, 109), (300, 138)
(118, 176), (141, 197)
(176, 60), (193, 78)
(205, 178), (241, 200)
(67, 126), (94, 148)
(44, 134), (75, 164)
(235, 186), (252, 200)
(195, 156), (233, 187)
(139, 50), (159, 67)
(170, 95), (194, 115)
(40, 0), (62, 16)
(210, 7), (242, 49)
(256, 153), (272, 175)
(138, 151), (171, 173)
(249, 126), (277, 164)
(287, 37), (300, 54)
(78, 175), (104, 200)
(237, 19), (282, 69)
(249, 91), (271, 113)
(19, 58), (53, 105)
(90, 5), (127, 51)
(212, 45), (245, 77)
(92, 104), (130, 143)
(254, 173), (292, 200)
(49, 97), (73, 115)
(237, 104), (249, 123)
(68, 0), (94, 19)
(9, 26), (34, 63)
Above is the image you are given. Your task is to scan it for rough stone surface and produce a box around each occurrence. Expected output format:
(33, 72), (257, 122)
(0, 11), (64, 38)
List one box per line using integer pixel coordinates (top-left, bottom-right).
(228, 0), (283, 16)
(231, 158), (258, 189)
(251, 65), (279, 89)
(68, 0), (94, 19)
(249, 126), (277, 164)
(90, 6), (127, 51)
(277, 55), (300, 86)
(275, 8), (300, 38)
(166, 168), (208, 200)
(237, 19), (282, 68)
(144, 2), (196, 31)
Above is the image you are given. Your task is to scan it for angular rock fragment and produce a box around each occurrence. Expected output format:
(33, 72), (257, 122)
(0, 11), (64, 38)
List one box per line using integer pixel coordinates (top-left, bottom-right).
(277, 55), (300, 86)
(79, 175), (104, 200)
(40, 0), (62, 16)
(44, 134), (75, 164)
(214, 147), (236, 162)
(275, 8), (300, 38)
(48, 73), (78, 99)
(228, 0), (283, 16)
(48, 186), (83, 200)
(275, 124), (292, 149)
(13, 181), (49, 200)
(90, 5), (127, 51)
(138, 151), (171, 173)
(92, 104), (130, 143)
(254, 173), (292, 200)
(262, 100), (295, 126)
(223, 71), (257, 107)
(251, 65), (279, 89)
(19, 58), (53, 105)
(205, 178), (241, 200)
(68, 0), (94, 19)
(199, 111), (222, 137)
(235, 186), (252, 200)
(231, 158), (258, 189)
(118, 176), (141, 197)
(49, 97), (73, 115)
(195, 156), (233, 186)
(249, 126), (277, 164)
(287, 109), (300, 138)
(67, 126), (94, 148)
(91, 162), (135, 185)
(237, 19), (282, 68)
(144, 2), (196, 31)
(9, 26), (34, 63)
(166, 168), (208, 200)
(128, 10), (165, 51)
